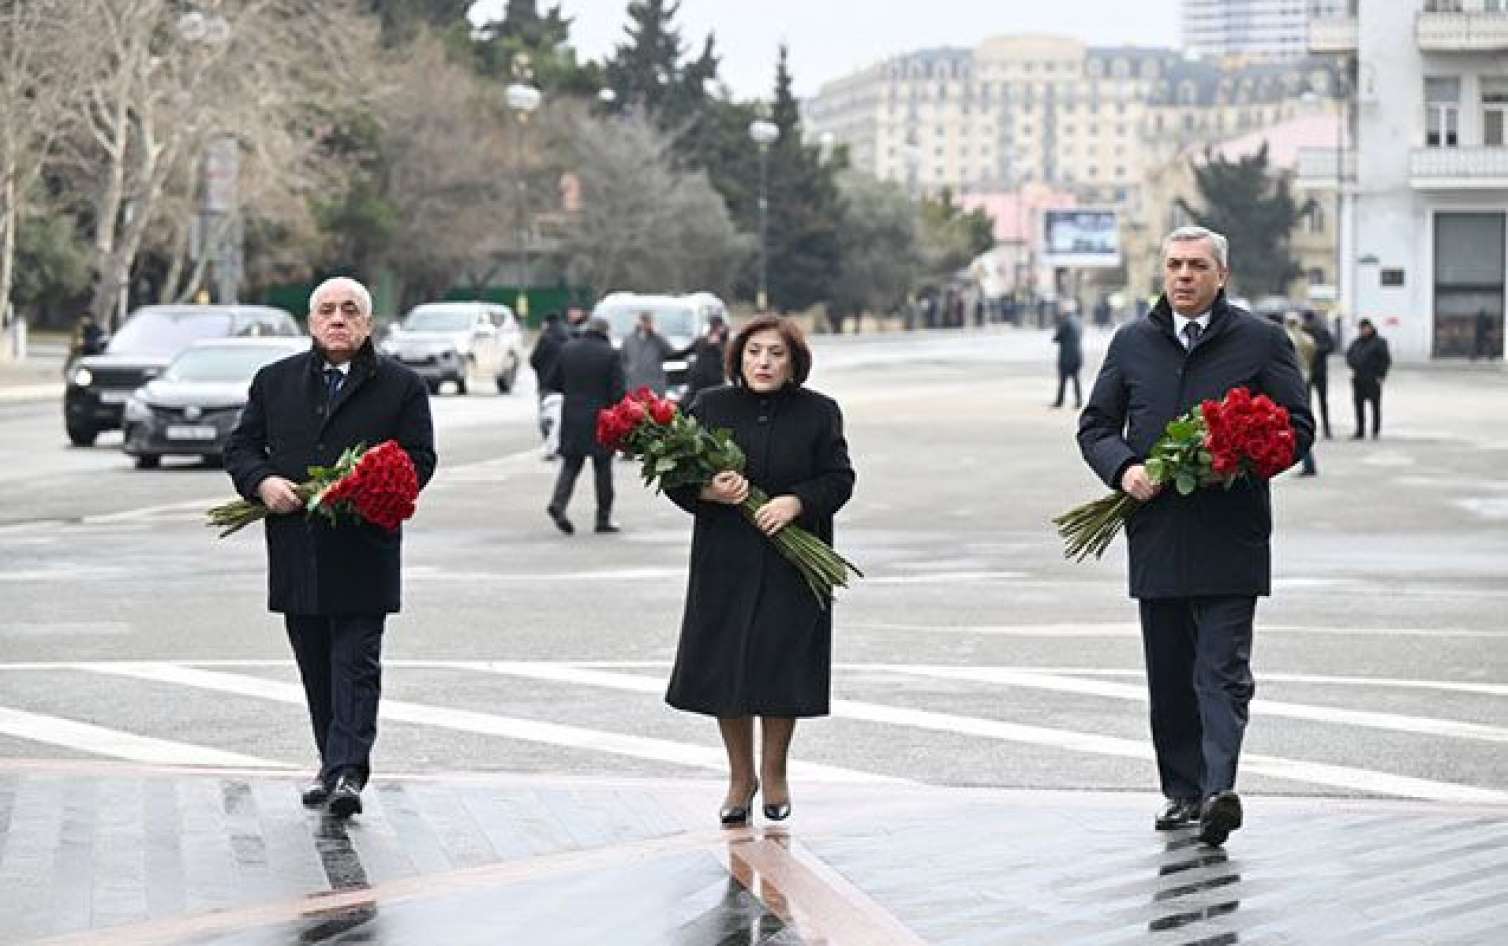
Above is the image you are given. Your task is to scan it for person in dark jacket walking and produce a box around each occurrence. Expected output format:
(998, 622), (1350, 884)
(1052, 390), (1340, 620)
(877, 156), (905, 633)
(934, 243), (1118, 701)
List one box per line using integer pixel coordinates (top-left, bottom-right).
(671, 315), (729, 402)
(1301, 310), (1335, 439)
(224, 276), (437, 819)
(1051, 312), (1084, 408)
(530, 312), (570, 459)
(1078, 226), (1313, 846)
(1345, 318), (1391, 439)
(664, 315), (855, 827)
(543, 317), (626, 534)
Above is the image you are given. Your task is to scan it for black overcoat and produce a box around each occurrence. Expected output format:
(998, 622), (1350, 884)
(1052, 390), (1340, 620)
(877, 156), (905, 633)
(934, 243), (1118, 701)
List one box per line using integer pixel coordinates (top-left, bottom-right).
(224, 340), (436, 615)
(1077, 293), (1314, 599)
(543, 329), (626, 459)
(1053, 316), (1084, 372)
(664, 385), (855, 718)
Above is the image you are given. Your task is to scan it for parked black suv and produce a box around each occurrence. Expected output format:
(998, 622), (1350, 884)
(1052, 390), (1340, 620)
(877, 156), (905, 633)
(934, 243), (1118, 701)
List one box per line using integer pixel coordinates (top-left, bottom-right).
(64, 304), (301, 446)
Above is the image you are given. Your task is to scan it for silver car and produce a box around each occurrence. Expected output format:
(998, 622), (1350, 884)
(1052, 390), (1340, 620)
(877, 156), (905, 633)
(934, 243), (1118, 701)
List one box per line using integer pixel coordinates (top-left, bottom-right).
(121, 337), (307, 469)
(379, 301), (523, 395)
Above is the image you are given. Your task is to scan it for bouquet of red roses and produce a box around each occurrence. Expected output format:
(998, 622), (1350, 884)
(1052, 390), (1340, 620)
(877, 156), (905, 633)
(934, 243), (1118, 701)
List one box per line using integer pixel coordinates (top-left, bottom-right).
(598, 388), (862, 606)
(206, 440), (420, 537)
(1054, 386), (1296, 562)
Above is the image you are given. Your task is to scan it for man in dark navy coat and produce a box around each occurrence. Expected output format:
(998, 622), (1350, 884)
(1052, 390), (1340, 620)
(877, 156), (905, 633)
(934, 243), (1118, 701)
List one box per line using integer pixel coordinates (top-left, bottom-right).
(543, 316), (626, 534)
(1078, 226), (1313, 846)
(225, 276), (436, 819)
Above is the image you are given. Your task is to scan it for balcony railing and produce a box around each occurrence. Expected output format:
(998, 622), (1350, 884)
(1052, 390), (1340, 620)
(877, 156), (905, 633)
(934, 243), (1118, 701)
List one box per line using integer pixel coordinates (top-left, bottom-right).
(1417, 2), (1508, 51)
(1410, 146), (1508, 187)
(1295, 148), (1356, 187)
(1309, 17), (1359, 54)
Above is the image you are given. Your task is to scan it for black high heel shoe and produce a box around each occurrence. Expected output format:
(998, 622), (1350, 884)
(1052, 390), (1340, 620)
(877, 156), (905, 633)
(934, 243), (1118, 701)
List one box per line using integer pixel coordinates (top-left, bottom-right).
(719, 778), (760, 827)
(762, 796), (791, 822)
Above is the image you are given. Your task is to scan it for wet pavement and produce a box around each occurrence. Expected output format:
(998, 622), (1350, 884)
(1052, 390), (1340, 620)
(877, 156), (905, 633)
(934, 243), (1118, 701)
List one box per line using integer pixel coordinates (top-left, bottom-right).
(4, 760), (1505, 945)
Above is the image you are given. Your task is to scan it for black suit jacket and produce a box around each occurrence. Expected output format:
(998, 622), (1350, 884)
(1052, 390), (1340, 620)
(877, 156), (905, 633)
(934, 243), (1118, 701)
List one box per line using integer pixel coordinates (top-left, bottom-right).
(224, 340), (436, 615)
(1078, 293), (1314, 599)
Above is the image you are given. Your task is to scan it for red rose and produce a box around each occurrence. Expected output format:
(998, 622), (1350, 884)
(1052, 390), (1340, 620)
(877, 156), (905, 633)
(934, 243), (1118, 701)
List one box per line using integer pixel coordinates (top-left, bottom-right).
(650, 400), (676, 425)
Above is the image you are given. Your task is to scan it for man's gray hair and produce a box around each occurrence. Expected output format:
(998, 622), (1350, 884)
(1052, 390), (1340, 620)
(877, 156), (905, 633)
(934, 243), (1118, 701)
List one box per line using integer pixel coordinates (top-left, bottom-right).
(308, 276), (373, 316)
(1162, 226), (1229, 268)
(587, 316), (611, 335)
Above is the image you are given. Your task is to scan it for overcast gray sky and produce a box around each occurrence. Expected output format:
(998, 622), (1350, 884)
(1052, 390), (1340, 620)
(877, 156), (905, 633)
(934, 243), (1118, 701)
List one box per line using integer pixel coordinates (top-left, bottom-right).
(469, 1), (1183, 99)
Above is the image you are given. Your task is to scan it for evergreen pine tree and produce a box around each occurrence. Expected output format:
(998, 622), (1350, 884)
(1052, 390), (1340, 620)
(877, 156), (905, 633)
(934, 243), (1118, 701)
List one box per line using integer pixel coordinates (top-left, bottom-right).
(603, 0), (685, 116)
(1177, 144), (1304, 296)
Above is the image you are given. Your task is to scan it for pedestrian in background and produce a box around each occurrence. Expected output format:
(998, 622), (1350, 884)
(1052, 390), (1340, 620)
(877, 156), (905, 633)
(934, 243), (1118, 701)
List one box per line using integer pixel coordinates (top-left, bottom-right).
(1346, 317), (1391, 439)
(1472, 308), (1497, 361)
(1077, 226), (1313, 847)
(1301, 309), (1335, 439)
(564, 303), (589, 337)
(1051, 311), (1083, 409)
(664, 315), (855, 828)
(622, 310), (674, 394)
(671, 314), (729, 403)
(224, 276), (437, 819)
(543, 316), (625, 535)
(1284, 313), (1318, 476)
(530, 311), (570, 460)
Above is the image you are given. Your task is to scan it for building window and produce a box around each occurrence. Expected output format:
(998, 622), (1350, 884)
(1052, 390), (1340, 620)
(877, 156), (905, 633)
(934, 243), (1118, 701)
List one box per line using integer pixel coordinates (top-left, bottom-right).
(1425, 77), (1461, 148)
(1483, 77), (1508, 147)
(1307, 268), (1327, 285)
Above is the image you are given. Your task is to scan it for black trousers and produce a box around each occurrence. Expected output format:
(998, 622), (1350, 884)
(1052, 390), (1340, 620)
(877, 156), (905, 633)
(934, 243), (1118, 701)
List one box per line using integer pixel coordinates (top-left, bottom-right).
(1053, 368), (1082, 407)
(1309, 364), (1331, 437)
(285, 614), (385, 788)
(550, 450), (613, 523)
(1352, 377), (1381, 436)
(1138, 595), (1256, 801)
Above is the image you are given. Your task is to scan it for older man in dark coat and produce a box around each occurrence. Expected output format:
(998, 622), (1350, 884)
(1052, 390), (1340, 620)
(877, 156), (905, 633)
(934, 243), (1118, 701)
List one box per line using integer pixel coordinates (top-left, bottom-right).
(225, 276), (436, 818)
(1078, 226), (1313, 846)
(543, 316), (626, 534)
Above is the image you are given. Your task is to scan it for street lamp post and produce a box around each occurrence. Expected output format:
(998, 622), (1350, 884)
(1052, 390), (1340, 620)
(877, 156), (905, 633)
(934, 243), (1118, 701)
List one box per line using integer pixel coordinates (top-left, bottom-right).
(505, 80), (542, 321)
(177, 10), (236, 305)
(748, 119), (780, 313)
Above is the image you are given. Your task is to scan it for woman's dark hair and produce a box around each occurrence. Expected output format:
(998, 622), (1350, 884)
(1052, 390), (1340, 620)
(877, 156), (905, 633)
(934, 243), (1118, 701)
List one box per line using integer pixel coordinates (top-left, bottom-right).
(725, 315), (812, 387)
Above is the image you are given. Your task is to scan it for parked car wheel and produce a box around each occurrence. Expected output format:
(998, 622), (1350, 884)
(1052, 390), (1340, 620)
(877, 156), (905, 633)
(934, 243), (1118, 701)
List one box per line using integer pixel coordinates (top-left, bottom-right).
(496, 363), (517, 394)
(66, 423), (97, 447)
(134, 454), (161, 469)
(453, 376), (468, 395)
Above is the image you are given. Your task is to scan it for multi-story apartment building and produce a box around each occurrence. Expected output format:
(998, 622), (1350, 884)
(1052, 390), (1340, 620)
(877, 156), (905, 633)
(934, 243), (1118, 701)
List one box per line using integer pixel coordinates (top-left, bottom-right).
(1303, 0), (1508, 360)
(1183, 0), (1348, 63)
(802, 35), (1342, 217)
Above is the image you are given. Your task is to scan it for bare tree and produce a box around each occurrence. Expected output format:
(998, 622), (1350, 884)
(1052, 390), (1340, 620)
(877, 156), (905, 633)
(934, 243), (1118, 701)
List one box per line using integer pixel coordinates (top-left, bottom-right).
(0, 0), (89, 353)
(558, 110), (749, 296)
(59, 0), (379, 324)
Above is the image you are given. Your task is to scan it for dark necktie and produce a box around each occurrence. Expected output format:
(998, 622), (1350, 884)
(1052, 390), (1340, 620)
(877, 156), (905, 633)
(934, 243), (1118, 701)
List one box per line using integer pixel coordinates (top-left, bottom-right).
(323, 367), (343, 405)
(1183, 321), (1202, 350)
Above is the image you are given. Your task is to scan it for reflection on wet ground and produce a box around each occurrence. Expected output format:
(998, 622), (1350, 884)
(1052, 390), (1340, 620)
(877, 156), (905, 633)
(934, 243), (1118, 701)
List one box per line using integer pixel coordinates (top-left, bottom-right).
(3, 765), (1506, 945)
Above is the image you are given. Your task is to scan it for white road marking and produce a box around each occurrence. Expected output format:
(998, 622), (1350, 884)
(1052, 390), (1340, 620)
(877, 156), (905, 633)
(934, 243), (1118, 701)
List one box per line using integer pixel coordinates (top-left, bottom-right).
(0, 705), (281, 768)
(454, 662), (1508, 805)
(80, 662), (897, 785)
(849, 621), (1508, 639)
(877, 665), (1508, 744)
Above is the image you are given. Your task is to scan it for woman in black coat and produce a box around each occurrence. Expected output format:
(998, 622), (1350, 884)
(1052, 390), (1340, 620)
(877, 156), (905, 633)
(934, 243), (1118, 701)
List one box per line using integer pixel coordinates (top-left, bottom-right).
(664, 315), (855, 826)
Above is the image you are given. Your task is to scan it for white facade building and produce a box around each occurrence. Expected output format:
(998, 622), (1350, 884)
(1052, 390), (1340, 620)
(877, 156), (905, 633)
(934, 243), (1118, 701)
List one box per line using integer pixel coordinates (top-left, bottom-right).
(1184, 0), (1346, 63)
(1304, 0), (1508, 360)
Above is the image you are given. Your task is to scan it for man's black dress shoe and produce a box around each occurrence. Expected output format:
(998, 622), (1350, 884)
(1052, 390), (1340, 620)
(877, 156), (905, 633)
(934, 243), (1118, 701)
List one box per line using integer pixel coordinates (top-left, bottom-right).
(326, 773), (363, 819)
(547, 507), (574, 535)
(594, 521), (621, 534)
(719, 779), (759, 827)
(1154, 798), (1202, 830)
(1198, 791), (1243, 846)
(300, 776), (329, 808)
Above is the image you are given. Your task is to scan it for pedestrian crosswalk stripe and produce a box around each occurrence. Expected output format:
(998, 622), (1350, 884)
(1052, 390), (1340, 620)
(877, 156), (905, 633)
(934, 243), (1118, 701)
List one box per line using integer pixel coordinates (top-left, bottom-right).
(81, 662), (898, 785)
(0, 705), (281, 768)
(451, 662), (1508, 805)
(880, 665), (1508, 744)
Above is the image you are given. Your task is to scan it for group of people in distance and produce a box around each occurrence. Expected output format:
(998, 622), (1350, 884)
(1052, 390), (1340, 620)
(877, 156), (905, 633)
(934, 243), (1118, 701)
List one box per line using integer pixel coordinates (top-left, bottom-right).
(227, 224), (1315, 850)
